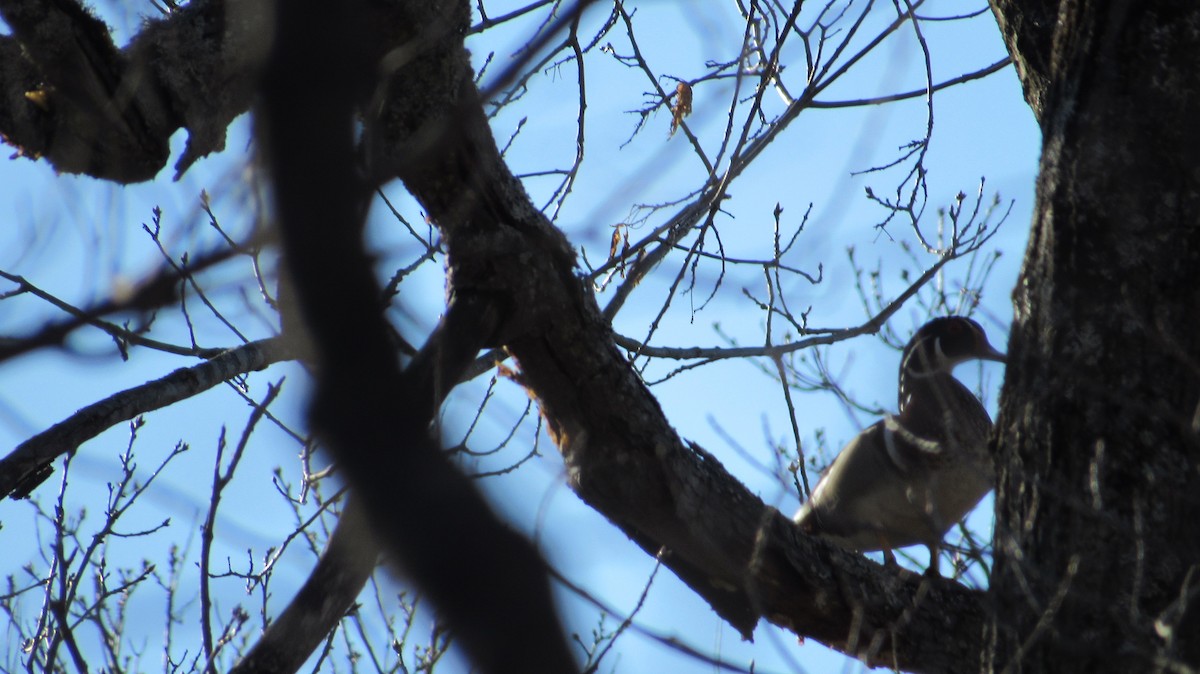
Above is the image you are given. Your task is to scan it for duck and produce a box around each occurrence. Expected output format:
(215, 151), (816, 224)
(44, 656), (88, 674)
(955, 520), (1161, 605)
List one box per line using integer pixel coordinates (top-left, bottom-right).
(793, 316), (1005, 575)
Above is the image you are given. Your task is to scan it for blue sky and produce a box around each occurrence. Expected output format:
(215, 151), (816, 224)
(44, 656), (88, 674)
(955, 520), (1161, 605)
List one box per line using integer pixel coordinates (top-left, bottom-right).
(0, 2), (1040, 672)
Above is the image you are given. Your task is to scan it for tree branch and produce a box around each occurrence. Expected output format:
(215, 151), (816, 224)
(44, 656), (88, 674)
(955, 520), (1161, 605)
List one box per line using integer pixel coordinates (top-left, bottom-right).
(0, 338), (290, 500)
(0, 0), (271, 181)
(229, 289), (516, 674)
(258, 1), (578, 672)
(0, 245), (247, 364)
(366, 1), (989, 670)
(227, 497), (378, 674)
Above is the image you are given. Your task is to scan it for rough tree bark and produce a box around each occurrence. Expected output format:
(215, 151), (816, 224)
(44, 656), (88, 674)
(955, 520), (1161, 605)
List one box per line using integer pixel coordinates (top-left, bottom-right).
(987, 1), (1200, 671)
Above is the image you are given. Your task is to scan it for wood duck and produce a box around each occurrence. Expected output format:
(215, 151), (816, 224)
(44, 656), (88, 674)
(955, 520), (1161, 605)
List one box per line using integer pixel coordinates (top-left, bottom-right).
(793, 316), (1005, 575)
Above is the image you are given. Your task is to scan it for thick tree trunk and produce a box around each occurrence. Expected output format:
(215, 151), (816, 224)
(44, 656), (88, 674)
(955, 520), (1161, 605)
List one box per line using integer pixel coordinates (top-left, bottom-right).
(988, 2), (1200, 671)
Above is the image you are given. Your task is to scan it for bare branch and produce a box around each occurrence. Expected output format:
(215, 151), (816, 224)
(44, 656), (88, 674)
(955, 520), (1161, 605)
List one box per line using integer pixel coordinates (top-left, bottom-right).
(0, 338), (291, 500)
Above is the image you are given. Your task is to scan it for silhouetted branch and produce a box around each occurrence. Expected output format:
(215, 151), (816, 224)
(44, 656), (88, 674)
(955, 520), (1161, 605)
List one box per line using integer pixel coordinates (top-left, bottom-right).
(258, 2), (578, 673)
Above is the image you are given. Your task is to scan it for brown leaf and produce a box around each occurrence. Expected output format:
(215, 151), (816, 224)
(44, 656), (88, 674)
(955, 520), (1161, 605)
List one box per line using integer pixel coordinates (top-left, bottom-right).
(670, 82), (693, 137)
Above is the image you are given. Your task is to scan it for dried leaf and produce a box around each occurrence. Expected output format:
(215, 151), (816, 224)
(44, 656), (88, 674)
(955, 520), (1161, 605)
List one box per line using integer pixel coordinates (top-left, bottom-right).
(670, 82), (693, 137)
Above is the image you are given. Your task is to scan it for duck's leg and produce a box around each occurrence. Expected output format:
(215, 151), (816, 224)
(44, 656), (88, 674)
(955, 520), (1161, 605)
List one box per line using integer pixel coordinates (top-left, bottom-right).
(924, 543), (942, 577)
